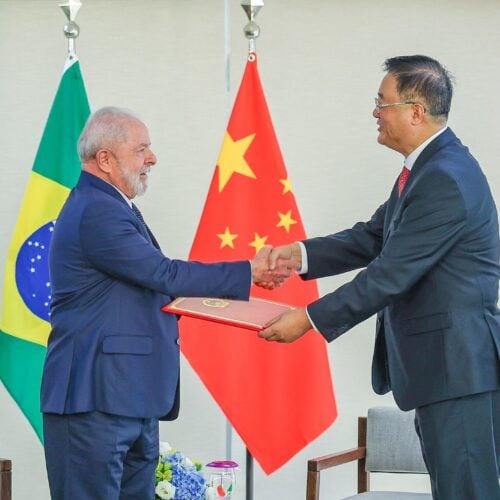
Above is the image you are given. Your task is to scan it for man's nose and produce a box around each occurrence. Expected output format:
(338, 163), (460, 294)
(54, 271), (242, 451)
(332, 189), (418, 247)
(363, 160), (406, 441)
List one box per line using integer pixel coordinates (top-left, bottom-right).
(372, 107), (380, 119)
(146, 149), (157, 166)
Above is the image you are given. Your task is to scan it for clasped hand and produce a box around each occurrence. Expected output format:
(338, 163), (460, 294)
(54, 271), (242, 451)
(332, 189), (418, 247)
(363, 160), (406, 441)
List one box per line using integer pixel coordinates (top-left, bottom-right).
(251, 245), (294, 290)
(251, 243), (313, 343)
(251, 242), (303, 289)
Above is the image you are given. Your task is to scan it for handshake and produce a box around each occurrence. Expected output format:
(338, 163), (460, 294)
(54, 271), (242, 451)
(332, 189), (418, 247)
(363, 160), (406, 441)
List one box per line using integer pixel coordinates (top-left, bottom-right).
(250, 243), (302, 290)
(249, 243), (314, 343)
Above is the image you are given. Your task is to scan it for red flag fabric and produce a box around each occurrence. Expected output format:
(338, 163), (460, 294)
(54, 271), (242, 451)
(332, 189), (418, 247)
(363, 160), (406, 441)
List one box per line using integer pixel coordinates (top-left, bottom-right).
(180, 54), (337, 474)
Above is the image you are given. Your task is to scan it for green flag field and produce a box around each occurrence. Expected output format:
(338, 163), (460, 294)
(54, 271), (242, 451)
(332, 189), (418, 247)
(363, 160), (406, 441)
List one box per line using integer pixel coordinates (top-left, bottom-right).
(0, 59), (90, 441)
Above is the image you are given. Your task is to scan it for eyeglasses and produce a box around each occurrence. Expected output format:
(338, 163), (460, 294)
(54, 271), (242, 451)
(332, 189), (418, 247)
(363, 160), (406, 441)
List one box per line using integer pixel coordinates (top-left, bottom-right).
(374, 98), (420, 110)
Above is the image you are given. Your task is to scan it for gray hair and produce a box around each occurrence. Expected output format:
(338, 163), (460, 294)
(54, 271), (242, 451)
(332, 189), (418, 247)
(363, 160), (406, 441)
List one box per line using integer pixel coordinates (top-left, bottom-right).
(383, 55), (454, 123)
(77, 106), (143, 161)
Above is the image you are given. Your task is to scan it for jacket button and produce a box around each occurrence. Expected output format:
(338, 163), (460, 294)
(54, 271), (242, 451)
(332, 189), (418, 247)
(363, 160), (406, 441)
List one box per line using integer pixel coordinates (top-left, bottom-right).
(176, 338), (181, 346)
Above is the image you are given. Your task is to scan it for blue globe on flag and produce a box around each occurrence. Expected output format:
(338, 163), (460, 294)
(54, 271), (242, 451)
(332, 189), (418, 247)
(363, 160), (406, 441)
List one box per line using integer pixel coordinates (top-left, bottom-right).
(15, 221), (56, 322)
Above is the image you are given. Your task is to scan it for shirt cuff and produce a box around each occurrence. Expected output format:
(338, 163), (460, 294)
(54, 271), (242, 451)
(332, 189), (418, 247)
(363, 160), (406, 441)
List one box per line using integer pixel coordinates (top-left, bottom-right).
(297, 241), (308, 275)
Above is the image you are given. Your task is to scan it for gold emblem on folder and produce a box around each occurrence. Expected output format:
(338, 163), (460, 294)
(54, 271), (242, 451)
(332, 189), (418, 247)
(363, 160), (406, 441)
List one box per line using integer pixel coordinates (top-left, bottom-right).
(202, 298), (230, 308)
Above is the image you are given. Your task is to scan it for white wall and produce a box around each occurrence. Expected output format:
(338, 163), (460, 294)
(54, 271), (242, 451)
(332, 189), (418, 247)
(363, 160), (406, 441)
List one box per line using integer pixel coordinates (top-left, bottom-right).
(1, 1), (500, 499)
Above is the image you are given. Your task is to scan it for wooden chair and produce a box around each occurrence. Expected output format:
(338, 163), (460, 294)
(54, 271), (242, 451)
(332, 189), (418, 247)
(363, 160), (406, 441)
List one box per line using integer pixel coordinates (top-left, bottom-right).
(0, 459), (11, 500)
(306, 407), (432, 499)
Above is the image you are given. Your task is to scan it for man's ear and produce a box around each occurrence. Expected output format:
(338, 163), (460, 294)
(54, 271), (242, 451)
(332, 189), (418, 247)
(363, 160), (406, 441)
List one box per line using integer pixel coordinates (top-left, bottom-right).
(95, 149), (113, 174)
(411, 103), (426, 125)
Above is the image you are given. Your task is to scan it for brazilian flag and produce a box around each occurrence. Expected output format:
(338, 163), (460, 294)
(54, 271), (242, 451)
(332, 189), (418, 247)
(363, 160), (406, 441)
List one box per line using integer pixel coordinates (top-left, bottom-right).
(0, 58), (90, 442)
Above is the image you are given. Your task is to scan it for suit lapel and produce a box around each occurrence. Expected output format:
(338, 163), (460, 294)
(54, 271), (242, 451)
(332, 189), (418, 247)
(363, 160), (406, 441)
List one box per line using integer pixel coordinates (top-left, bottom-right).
(383, 181), (399, 241)
(128, 206), (161, 249)
(383, 128), (459, 245)
(145, 225), (160, 249)
(78, 172), (161, 250)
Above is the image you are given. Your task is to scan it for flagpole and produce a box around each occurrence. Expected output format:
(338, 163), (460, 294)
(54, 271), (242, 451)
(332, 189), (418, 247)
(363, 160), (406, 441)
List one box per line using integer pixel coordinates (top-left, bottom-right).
(240, 2), (263, 499)
(246, 448), (254, 500)
(224, 0), (233, 468)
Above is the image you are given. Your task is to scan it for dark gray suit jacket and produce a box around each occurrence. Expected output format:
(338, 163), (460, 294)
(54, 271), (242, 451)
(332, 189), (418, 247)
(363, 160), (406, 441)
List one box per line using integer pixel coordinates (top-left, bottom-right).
(303, 128), (500, 410)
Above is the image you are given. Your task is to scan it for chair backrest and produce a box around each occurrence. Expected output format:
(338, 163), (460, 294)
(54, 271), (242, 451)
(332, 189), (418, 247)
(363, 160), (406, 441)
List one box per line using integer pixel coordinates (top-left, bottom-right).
(365, 407), (427, 474)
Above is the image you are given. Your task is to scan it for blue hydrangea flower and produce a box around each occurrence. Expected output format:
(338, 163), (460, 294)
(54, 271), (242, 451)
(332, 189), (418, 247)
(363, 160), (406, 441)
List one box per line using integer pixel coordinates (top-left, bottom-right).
(156, 443), (207, 500)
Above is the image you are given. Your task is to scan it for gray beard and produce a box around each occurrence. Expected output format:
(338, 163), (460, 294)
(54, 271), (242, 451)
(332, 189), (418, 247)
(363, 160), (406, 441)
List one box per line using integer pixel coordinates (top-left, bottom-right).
(118, 163), (148, 198)
(134, 176), (147, 197)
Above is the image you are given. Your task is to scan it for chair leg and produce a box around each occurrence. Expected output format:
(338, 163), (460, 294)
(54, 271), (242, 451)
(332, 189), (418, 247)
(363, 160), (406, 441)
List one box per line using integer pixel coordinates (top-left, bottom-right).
(0, 459), (12, 500)
(306, 469), (320, 500)
(357, 459), (369, 493)
(357, 417), (369, 493)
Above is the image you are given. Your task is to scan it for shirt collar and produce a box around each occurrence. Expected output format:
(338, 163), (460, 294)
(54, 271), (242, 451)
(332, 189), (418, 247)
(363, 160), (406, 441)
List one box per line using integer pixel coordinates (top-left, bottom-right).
(106, 181), (133, 208)
(405, 126), (448, 170)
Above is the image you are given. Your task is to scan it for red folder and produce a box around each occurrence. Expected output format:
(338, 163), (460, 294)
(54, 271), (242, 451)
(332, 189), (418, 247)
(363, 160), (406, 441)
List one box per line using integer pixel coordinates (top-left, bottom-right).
(162, 296), (296, 331)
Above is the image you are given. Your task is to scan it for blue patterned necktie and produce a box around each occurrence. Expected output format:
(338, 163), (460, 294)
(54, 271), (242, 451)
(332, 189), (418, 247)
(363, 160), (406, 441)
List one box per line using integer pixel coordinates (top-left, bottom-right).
(131, 203), (160, 249)
(131, 203), (146, 226)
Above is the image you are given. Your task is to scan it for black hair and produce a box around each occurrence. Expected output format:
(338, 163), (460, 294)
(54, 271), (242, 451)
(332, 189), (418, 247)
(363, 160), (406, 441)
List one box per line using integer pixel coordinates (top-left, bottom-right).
(383, 55), (454, 120)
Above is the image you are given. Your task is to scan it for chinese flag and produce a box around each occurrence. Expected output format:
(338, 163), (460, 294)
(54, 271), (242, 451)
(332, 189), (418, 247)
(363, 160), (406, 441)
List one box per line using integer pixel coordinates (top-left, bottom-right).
(180, 54), (337, 474)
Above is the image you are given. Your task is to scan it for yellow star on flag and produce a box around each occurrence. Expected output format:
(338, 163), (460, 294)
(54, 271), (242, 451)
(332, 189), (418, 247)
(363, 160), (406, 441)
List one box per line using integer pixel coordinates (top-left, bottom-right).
(280, 177), (293, 195)
(249, 233), (268, 253)
(217, 132), (257, 192)
(277, 209), (297, 233)
(217, 226), (238, 249)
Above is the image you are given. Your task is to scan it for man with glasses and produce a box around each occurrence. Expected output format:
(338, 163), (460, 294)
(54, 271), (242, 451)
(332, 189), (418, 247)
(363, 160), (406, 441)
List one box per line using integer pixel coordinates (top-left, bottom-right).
(258, 56), (500, 498)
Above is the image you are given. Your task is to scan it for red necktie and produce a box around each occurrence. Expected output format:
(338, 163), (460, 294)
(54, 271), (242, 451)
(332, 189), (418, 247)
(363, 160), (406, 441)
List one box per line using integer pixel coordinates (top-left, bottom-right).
(398, 166), (410, 196)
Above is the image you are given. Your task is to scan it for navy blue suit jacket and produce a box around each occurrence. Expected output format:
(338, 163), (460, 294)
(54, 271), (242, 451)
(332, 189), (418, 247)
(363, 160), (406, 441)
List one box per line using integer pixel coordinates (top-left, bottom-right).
(41, 172), (251, 419)
(303, 129), (500, 410)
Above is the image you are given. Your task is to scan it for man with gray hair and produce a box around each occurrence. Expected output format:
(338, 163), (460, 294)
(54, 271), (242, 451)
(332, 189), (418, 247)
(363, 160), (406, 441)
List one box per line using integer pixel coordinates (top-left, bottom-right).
(41, 107), (290, 499)
(260, 56), (500, 498)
